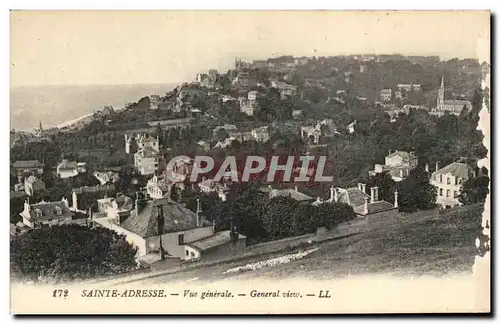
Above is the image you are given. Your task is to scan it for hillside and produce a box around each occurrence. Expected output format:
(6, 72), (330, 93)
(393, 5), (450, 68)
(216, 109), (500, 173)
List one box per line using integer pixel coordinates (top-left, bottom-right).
(116, 203), (485, 285)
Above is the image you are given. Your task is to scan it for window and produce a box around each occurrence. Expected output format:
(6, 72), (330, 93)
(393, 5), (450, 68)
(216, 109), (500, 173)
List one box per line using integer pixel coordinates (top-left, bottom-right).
(190, 252), (195, 257)
(178, 234), (184, 245)
(185, 250), (189, 257)
(458, 178), (462, 185)
(440, 175), (443, 183)
(447, 177), (451, 185)
(439, 188), (443, 196)
(446, 189), (451, 198)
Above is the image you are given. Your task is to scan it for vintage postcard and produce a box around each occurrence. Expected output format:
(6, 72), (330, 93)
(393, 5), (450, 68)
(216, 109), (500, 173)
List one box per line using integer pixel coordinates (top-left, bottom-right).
(9, 10), (491, 314)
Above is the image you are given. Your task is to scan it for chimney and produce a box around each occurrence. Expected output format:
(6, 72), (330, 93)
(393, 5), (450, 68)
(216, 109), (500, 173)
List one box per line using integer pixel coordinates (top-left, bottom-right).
(400, 169), (404, 178)
(370, 186), (379, 203)
(334, 188), (339, 202)
(357, 183), (363, 191)
(329, 186), (335, 202)
(295, 186), (298, 192)
(394, 190), (399, 208)
(425, 163), (429, 173)
(196, 198), (202, 227)
(363, 197), (369, 215)
(361, 183), (366, 193)
(435, 161), (440, 172)
(212, 219), (216, 232)
(61, 197), (69, 208)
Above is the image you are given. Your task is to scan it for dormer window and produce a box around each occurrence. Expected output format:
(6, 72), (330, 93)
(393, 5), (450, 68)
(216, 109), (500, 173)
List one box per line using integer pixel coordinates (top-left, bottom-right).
(35, 209), (42, 218)
(55, 206), (62, 215)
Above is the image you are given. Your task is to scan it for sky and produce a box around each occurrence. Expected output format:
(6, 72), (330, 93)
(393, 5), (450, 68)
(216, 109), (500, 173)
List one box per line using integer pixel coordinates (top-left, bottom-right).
(10, 10), (490, 87)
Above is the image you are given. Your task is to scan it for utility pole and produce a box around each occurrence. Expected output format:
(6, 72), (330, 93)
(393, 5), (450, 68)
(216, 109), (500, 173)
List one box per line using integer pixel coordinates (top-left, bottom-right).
(156, 205), (165, 260)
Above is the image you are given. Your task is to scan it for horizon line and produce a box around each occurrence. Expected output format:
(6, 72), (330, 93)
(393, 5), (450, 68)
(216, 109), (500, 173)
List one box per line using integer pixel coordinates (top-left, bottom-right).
(10, 81), (186, 89)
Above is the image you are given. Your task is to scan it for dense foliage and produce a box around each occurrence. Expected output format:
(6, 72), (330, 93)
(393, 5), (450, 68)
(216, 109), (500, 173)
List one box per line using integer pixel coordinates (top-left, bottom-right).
(10, 224), (138, 282)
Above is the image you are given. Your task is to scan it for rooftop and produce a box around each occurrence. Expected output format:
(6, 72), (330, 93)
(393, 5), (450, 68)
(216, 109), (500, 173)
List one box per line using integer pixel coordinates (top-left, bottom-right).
(270, 188), (314, 202)
(72, 184), (116, 195)
(25, 175), (44, 185)
(12, 160), (44, 169)
(188, 230), (246, 252)
(386, 150), (417, 161)
(337, 187), (371, 208)
(353, 200), (396, 215)
(119, 198), (211, 238)
(432, 162), (475, 180)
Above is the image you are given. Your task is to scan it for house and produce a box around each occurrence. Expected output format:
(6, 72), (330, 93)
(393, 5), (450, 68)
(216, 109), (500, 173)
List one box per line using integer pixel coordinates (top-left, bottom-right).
(214, 137), (237, 150)
(369, 150), (419, 182)
(347, 121), (357, 134)
(269, 186), (314, 203)
(196, 140), (211, 152)
(93, 196), (246, 261)
(331, 184), (399, 219)
(94, 194), (134, 220)
(71, 184), (117, 214)
(222, 95), (238, 103)
(12, 160), (44, 181)
(380, 89), (393, 102)
(213, 124), (238, 137)
(208, 69), (219, 80)
(56, 160), (86, 179)
(198, 178), (230, 201)
(148, 95), (160, 110)
(146, 174), (172, 200)
(251, 126), (270, 143)
(397, 83), (421, 92)
(232, 72), (255, 88)
(248, 91), (259, 101)
(292, 109), (303, 119)
(301, 126), (321, 144)
(430, 162), (476, 209)
(10, 222), (30, 237)
(239, 98), (257, 116)
(93, 171), (120, 185)
(125, 133), (160, 154)
(271, 81), (297, 99)
(135, 147), (159, 175)
(24, 176), (46, 196)
(317, 119), (337, 136)
(19, 198), (76, 228)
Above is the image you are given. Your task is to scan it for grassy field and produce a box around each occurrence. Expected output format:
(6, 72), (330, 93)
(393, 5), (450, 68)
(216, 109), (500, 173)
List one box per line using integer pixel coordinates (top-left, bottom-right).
(230, 203), (485, 281)
(132, 203), (485, 285)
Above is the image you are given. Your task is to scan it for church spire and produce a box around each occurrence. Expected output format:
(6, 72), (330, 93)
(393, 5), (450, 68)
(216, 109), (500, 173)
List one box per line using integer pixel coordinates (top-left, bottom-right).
(38, 120), (43, 130)
(440, 75), (444, 89)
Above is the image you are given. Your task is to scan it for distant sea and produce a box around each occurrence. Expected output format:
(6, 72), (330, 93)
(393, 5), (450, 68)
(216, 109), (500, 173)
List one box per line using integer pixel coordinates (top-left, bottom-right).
(10, 83), (178, 132)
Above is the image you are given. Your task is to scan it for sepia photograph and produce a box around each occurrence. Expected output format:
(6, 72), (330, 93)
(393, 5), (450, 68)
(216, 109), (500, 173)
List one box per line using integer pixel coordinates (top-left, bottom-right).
(9, 10), (491, 314)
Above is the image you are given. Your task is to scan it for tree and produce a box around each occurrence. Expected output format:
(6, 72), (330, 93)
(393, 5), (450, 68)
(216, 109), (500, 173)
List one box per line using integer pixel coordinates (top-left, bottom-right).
(261, 196), (298, 239)
(365, 172), (397, 203)
(397, 167), (437, 212)
(292, 203), (320, 235)
(170, 184), (180, 202)
(10, 224), (137, 282)
(459, 174), (490, 205)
